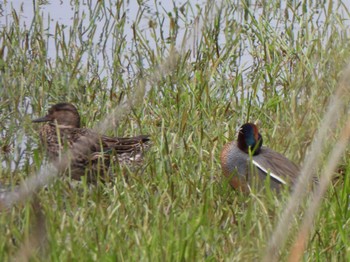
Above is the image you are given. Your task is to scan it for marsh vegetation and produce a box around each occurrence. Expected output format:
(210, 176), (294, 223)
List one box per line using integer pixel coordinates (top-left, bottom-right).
(0, 0), (349, 260)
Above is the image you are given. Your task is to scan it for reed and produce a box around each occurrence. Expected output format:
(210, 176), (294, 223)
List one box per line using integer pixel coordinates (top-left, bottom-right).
(0, 0), (349, 260)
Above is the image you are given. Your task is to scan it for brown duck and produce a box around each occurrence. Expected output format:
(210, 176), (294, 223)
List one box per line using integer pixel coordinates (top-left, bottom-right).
(32, 103), (151, 182)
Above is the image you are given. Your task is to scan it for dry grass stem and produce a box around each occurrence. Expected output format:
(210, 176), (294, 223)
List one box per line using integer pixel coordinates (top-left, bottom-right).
(263, 64), (350, 261)
(288, 117), (350, 261)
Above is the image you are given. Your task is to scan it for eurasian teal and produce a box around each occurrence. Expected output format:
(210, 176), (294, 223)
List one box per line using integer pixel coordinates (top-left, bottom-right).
(220, 123), (300, 192)
(32, 103), (151, 182)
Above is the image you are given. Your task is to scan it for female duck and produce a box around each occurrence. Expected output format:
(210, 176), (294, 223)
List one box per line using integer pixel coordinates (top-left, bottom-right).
(220, 123), (299, 192)
(32, 103), (151, 182)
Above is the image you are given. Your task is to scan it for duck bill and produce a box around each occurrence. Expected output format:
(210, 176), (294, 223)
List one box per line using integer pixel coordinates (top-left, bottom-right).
(32, 115), (51, 123)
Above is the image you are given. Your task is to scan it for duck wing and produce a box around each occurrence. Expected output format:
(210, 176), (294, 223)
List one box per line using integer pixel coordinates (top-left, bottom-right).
(100, 135), (151, 154)
(66, 128), (150, 154)
(252, 147), (300, 186)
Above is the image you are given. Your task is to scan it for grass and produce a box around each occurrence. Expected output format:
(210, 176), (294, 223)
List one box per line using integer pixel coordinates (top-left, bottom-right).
(0, 0), (349, 261)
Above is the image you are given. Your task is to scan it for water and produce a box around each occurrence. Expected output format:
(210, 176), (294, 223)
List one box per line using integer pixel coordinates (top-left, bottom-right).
(1, 1), (347, 83)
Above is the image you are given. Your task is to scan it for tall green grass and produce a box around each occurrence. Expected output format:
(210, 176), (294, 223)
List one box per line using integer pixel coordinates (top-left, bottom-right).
(0, 0), (349, 260)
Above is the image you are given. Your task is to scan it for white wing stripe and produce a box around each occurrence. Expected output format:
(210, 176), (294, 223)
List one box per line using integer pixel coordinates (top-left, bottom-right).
(252, 160), (287, 185)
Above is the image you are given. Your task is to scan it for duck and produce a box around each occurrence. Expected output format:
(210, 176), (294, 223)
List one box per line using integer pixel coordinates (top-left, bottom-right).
(32, 102), (151, 182)
(220, 123), (300, 193)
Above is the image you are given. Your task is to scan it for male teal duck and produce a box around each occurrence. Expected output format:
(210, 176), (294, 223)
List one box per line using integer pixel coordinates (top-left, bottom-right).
(32, 103), (151, 182)
(220, 123), (300, 192)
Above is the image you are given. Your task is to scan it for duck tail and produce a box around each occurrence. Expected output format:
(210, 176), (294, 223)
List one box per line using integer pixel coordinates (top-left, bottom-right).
(116, 135), (151, 145)
(133, 135), (151, 143)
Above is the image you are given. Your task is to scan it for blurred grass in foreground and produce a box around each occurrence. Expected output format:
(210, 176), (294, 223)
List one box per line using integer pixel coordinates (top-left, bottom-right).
(0, 0), (349, 260)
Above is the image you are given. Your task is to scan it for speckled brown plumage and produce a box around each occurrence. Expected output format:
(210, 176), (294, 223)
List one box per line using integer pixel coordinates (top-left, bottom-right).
(33, 103), (151, 182)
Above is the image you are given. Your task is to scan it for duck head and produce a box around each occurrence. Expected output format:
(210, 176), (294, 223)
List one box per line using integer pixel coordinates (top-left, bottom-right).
(237, 123), (263, 155)
(32, 103), (81, 128)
